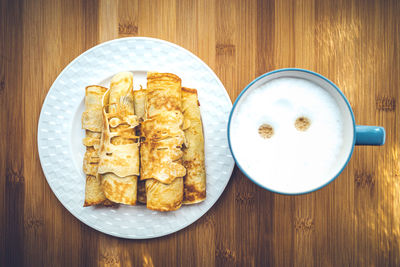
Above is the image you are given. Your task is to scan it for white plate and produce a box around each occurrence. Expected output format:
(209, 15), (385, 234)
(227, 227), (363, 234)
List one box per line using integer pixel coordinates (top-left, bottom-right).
(37, 37), (234, 239)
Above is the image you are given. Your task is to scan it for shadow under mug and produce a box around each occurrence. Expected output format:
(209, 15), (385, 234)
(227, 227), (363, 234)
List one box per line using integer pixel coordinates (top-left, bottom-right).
(227, 68), (385, 195)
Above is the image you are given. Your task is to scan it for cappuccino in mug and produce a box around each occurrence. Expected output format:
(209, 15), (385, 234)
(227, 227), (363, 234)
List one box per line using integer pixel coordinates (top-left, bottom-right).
(230, 77), (344, 193)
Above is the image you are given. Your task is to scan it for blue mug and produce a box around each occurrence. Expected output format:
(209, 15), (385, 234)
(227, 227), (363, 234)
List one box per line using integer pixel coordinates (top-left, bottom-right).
(228, 68), (385, 195)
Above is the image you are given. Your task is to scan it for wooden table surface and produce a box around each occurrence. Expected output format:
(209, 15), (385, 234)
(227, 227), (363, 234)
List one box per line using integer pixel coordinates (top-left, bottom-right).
(1, 0), (399, 266)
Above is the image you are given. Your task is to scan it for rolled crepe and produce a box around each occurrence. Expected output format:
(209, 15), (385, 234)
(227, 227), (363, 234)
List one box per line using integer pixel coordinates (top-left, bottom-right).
(133, 89), (147, 204)
(181, 87), (206, 204)
(140, 72), (185, 211)
(82, 85), (114, 206)
(145, 177), (183, 211)
(98, 72), (140, 205)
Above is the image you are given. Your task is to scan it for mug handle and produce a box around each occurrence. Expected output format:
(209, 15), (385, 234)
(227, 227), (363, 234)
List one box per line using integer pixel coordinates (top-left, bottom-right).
(355, 125), (385, 146)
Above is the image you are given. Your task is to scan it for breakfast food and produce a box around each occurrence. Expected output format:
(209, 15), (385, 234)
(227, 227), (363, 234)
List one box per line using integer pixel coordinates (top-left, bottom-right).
(140, 72), (185, 211)
(181, 87), (206, 204)
(82, 85), (111, 206)
(82, 71), (206, 211)
(97, 72), (140, 205)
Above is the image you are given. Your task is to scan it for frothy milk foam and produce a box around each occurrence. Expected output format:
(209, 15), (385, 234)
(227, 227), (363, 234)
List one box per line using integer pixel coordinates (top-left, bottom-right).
(230, 77), (344, 193)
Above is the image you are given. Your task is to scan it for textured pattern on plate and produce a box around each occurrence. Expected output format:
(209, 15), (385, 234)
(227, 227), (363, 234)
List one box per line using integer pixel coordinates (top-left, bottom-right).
(37, 37), (234, 239)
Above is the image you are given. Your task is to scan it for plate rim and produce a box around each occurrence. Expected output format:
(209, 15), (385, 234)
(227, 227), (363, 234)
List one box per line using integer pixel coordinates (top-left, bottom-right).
(37, 36), (234, 239)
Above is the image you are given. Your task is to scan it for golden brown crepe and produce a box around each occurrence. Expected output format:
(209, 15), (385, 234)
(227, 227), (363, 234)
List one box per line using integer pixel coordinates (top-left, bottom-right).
(98, 72), (140, 205)
(140, 72), (185, 211)
(146, 177), (183, 211)
(82, 85), (112, 206)
(181, 88), (206, 204)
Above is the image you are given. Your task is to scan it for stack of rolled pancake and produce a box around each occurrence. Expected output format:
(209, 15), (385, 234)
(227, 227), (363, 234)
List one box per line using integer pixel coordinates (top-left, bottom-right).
(82, 72), (206, 211)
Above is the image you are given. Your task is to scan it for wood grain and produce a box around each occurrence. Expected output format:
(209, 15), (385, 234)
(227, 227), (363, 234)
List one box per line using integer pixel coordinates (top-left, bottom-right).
(1, 1), (24, 266)
(1, 0), (399, 266)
